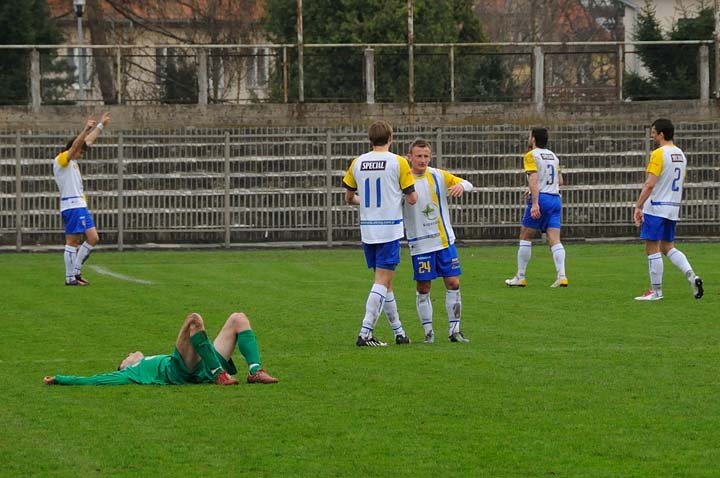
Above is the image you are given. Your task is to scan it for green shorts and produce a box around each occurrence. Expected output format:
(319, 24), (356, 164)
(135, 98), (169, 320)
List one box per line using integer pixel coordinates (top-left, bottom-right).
(166, 345), (238, 385)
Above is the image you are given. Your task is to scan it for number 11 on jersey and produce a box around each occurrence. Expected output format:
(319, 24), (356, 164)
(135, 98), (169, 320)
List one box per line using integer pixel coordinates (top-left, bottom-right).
(364, 178), (382, 208)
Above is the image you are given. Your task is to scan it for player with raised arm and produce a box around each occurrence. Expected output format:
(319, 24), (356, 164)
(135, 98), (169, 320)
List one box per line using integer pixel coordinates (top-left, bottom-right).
(505, 127), (568, 288)
(53, 112), (110, 286)
(343, 121), (417, 346)
(633, 118), (703, 301)
(403, 139), (472, 344)
(44, 311), (278, 386)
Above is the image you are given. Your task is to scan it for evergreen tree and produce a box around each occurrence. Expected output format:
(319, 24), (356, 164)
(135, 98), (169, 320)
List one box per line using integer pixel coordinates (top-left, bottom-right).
(625, 1), (714, 100)
(264, 0), (506, 102)
(0, 0), (71, 105)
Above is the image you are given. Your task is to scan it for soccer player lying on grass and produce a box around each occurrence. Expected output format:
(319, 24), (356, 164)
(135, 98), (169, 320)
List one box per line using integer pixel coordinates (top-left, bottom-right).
(43, 312), (278, 386)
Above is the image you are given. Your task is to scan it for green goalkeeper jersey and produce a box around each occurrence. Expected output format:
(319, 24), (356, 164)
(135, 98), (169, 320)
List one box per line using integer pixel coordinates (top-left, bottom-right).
(53, 347), (236, 386)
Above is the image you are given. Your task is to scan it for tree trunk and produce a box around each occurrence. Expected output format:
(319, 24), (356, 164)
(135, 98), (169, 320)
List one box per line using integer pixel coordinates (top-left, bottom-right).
(87, 0), (118, 104)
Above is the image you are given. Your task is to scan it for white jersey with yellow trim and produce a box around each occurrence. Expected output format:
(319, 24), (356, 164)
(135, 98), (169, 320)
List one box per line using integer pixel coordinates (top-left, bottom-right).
(342, 151), (415, 244)
(523, 148), (560, 195)
(403, 167), (471, 256)
(53, 150), (87, 212)
(642, 145), (686, 221)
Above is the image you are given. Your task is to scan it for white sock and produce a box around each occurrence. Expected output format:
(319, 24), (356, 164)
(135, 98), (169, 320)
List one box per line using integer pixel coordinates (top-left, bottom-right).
(648, 252), (663, 293)
(360, 283), (387, 339)
(64, 245), (77, 282)
(383, 291), (405, 337)
(517, 240), (532, 279)
(666, 248), (695, 281)
(416, 292), (433, 335)
(446, 288), (462, 336)
(551, 243), (566, 278)
(73, 241), (94, 276)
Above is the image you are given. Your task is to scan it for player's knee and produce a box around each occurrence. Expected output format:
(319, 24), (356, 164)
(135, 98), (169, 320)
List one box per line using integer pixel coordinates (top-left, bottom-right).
(445, 278), (460, 290)
(416, 283), (431, 295)
(185, 312), (205, 332)
(229, 312), (251, 331)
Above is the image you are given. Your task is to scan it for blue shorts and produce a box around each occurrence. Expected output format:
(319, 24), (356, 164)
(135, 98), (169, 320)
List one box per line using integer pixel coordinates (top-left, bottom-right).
(411, 245), (462, 281)
(640, 213), (676, 242)
(522, 193), (562, 232)
(363, 240), (400, 271)
(61, 208), (95, 235)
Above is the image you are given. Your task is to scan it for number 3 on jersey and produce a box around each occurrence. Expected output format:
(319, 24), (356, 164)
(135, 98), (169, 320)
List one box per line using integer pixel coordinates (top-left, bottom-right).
(364, 178), (382, 208)
(546, 164), (555, 185)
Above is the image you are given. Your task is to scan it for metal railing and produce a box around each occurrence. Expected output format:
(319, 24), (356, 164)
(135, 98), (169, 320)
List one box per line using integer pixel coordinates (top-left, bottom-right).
(1, 123), (718, 250)
(0, 40), (715, 107)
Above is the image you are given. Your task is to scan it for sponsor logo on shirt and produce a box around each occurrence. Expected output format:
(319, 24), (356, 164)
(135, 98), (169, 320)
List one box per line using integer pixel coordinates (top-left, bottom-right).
(671, 154), (684, 163)
(361, 160), (387, 171)
(540, 153), (555, 161)
(421, 203), (438, 221)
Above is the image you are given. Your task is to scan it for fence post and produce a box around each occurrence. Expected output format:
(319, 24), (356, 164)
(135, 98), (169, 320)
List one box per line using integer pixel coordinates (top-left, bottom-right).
(450, 45), (455, 103)
(30, 49), (41, 112)
(435, 128), (443, 170)
(365, 48), (375, 104)
(297, 0), (305, 103)
(407, 0), (414, 103)
(117, 133), (124, 251)
(198, 49), (208, 106)
(15, 133), (22, 252)
(533, 46), (544, 113)
(283, 47), (289, 103)
(617, 44), (624, 101)
(116, 47), (122, 104)
(326, 130), (333, 247)
(224, 131), (231, 248)
(699, 44), (710, 105)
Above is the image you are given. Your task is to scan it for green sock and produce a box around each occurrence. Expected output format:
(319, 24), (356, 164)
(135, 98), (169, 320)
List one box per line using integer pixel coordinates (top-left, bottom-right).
(237, 329), (261, 375)
(190, 331), (223, 376)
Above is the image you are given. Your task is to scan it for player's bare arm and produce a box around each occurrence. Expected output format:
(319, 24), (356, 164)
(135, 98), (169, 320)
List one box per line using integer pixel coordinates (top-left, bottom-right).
(84, 112), (111, 147)
(634, 173), (659, 227)
(66, 117), (96, 160)
(528, 172), (541, 219)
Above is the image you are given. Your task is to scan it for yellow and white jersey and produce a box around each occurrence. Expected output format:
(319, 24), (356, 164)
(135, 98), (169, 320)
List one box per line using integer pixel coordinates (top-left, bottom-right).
(524, 148), (560, 195)
(642, 145), (687, 221)
(52, 150), (87, 212)
(343, 151), (415, 244)
(403, 167), (471, 256)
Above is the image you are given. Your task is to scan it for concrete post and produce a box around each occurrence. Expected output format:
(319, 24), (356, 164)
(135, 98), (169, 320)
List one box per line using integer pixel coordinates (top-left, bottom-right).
(30, 49), (41, 112)
(116, 48), (122, 104)
(533, 46), (544, 113)
(297, 0), (304, 102)
(282, 47), (289, 103)
(365, 48), (375, 104)
(198, 49), (208, 106)
(435, 128), (443, 170)
(407, 0), (414, 103)
(715, 0), (720, 98)
(450, 45), (455, 103)
(617, 44), (625, 101)
(699, 44), (710, 105)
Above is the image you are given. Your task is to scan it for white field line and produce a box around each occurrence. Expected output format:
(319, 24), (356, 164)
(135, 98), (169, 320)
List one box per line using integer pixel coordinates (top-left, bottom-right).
(89, 265), (154, 285)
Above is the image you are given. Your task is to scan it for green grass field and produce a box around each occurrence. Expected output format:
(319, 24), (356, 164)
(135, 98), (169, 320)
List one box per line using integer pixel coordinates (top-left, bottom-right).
(1, 243), (718, 477)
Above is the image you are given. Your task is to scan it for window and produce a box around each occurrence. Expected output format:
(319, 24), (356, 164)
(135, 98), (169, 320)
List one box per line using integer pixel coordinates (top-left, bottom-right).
(247, 47), (269, 89)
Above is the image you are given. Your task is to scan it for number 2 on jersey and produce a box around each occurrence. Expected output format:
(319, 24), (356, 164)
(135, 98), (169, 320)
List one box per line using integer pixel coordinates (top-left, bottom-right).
(671, 167), (681, 192)
(364, 178), (382, 208)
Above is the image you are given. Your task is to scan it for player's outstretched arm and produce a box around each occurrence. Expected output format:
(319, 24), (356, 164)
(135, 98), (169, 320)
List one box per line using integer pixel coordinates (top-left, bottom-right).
(84, 112), (110, 147)
(66, 117), (96, 160)
(43, 376), (57, 385)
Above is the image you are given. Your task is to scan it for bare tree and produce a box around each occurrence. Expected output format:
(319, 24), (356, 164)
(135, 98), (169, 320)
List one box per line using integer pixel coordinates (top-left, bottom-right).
(87, 0), (117, 104)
